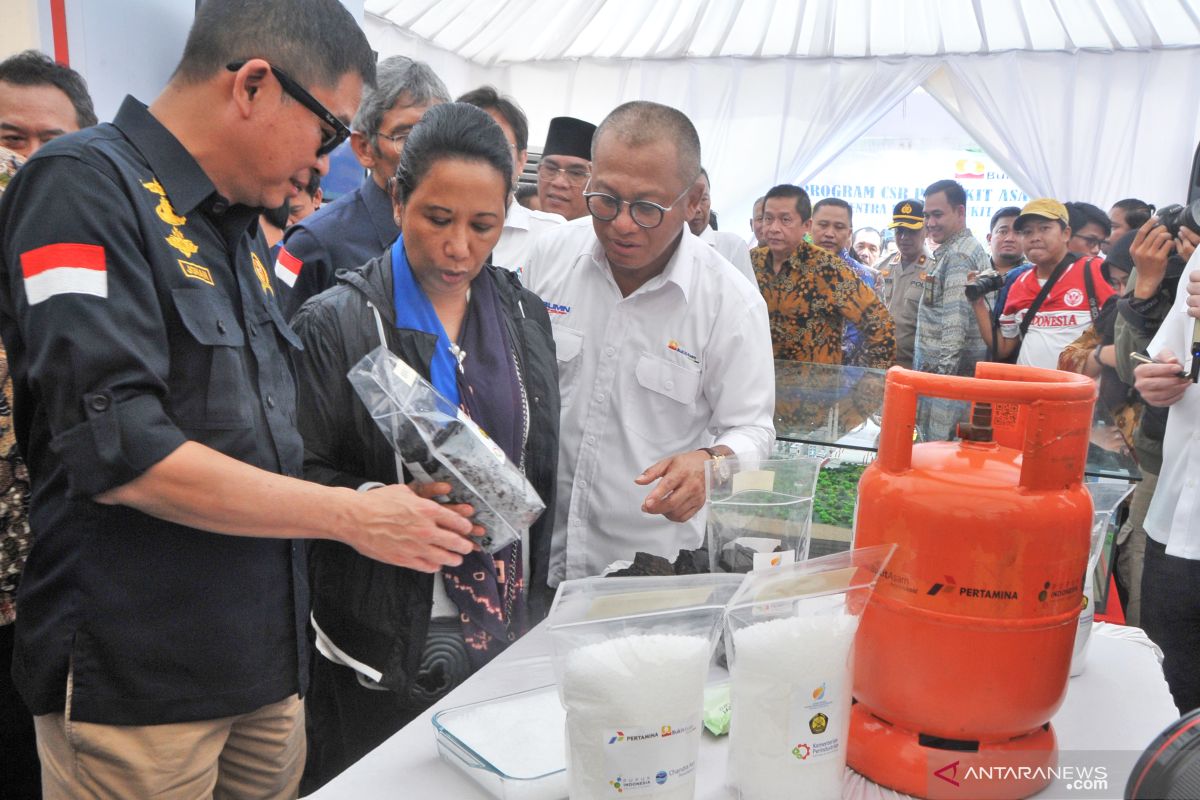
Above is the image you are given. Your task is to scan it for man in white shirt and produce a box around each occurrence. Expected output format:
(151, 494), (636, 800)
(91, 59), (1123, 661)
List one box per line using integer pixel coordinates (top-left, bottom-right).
(1134, 257), (1200, 712)
(687, 167), (755, 285)
(522, 101), (775, 584)
(457, 86), (564, 272)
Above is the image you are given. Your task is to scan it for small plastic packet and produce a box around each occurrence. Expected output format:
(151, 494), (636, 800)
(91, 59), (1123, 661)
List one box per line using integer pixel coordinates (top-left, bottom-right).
(348, 345), (545, 553)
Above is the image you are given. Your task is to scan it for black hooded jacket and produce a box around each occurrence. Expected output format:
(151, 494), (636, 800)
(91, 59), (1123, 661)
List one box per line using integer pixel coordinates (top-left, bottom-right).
(290, 251), (559, 697)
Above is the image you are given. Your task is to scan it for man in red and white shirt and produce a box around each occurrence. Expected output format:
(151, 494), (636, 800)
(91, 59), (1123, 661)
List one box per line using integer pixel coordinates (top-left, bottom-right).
(990, 198), (1115, 369)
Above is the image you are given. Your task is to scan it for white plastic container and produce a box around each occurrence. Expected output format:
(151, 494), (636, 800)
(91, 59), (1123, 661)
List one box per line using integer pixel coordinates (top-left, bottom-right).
(432, 685), (568, 800)
(548, 574), (742, 800)
(723, 545), (894, 800)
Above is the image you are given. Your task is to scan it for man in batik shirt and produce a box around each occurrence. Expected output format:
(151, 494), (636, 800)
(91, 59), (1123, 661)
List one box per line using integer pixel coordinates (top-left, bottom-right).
(913, 179), (989, 440)
(752, 184), (893, 367)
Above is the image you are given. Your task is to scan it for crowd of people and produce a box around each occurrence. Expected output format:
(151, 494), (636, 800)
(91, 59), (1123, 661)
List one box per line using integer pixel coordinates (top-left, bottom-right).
(0, 1), (1198, 797)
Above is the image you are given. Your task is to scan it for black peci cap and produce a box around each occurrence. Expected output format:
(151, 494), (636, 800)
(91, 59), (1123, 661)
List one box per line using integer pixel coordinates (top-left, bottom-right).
(542, 116), (596, 161)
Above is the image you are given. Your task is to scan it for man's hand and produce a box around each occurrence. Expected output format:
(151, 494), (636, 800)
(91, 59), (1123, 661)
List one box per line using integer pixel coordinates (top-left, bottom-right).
(1135, 349), (1191, 407)
(346, 482), (477, 572)
(411, 481), (485, 542)
(1187, 268), (1200, 321)
(635, 450), (711, 523)
(1178, 228), (1200, 262)
(1131, 219), (1174, 299)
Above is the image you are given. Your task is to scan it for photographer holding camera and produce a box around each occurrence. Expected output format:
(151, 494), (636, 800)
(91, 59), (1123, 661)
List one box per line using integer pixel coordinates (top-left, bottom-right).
(965, 206), (1032, 362)
(968, 198), (1115, 369)
(1110, 204), (1200, 627)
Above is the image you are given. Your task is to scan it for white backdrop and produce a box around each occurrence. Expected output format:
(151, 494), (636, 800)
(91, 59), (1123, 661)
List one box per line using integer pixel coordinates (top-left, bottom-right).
(365, 13), (1200, 228)
(926, 48), (1200, 207)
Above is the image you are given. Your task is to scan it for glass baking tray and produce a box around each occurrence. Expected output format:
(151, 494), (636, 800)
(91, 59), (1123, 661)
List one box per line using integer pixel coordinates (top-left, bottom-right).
(432, 685), (568, 800)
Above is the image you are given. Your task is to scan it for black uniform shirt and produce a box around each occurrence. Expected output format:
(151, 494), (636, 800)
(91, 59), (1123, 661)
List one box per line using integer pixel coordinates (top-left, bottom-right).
(276, 174), (398, 318)
(0, 96), (308, 725)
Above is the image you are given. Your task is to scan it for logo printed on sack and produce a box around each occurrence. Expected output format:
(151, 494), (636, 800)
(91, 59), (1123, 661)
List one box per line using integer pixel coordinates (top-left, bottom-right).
(1063, 288), (1085, 307)
(608, 731), (625, 744)
(792, 743), (812, 760)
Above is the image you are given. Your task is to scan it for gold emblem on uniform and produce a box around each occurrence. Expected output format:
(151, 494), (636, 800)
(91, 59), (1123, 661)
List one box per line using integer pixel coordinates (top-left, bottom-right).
(178, 259), (214, 286)
(142, 177), (199, 258)
(166, 228), (199, 258)
(901, 203), (912, 214)
(251, 252), (273, 295)
(154, 197), (188, 227)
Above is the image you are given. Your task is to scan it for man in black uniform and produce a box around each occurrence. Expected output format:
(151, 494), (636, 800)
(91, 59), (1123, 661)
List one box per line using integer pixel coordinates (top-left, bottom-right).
(276, 56), (449, 317)
(0, 2), (476, 797)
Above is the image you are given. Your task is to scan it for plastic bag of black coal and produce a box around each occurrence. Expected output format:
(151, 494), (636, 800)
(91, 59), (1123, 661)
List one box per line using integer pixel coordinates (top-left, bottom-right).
(347, 345), (544, 553)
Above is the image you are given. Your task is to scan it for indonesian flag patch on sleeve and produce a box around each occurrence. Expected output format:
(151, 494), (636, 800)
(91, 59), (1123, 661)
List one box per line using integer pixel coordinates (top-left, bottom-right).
(20, 243), (107, 305)
(274, 246), (302, 288)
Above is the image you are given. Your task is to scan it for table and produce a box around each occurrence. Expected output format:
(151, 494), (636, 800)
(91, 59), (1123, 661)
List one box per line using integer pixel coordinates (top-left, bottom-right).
(311, 623), (1177, 800)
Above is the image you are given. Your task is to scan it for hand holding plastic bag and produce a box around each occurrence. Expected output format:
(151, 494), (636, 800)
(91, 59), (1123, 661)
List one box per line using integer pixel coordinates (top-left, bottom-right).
(348, 345), (545, 553)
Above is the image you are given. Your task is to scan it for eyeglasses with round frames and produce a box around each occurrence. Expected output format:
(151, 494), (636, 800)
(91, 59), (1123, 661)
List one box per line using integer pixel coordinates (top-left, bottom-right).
(582, 179), (694, 229)
(226, 60), (350, 157)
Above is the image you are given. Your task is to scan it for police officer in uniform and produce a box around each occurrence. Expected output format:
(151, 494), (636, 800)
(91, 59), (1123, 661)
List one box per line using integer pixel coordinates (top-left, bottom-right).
(876, 199), (929, 369)
(0, 3), (476, 796)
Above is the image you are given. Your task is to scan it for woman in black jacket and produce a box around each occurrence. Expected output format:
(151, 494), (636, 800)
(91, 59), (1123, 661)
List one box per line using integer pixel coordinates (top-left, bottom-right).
(291, 102), (559, 793)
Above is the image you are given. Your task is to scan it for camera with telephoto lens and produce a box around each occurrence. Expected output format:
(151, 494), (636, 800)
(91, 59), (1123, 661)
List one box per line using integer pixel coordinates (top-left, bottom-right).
(1155, 199), (1200, 237)
(965, 270), (1006, 302)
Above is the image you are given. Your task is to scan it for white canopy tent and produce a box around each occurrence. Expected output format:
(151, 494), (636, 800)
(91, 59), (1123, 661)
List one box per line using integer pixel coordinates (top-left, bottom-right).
(364, 0), (1200, 226)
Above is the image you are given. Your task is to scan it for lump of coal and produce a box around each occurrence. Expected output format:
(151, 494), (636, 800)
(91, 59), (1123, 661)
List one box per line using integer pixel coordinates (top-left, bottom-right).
(348, 346), (545, 553)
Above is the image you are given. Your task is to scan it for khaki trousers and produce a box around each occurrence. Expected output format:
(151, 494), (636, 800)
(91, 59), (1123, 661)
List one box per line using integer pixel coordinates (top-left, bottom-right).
(35, 685), (304, 800)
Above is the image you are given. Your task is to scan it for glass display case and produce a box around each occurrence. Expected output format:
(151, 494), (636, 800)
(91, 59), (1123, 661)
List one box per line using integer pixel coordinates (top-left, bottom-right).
(772, 360), (1141, 611)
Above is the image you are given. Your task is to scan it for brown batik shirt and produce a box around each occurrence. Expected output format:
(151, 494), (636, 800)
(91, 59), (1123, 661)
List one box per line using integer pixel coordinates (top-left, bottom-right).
(0, 346), (31, 626)
(751, 241), (895, 367)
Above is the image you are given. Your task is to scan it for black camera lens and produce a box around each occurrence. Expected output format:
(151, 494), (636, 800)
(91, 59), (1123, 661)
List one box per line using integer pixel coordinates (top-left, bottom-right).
(1156, 199), (1200, 237)
(965, 271), (1006, 302)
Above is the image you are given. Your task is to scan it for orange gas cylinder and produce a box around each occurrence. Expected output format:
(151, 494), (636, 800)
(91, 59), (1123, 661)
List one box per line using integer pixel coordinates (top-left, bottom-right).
(848, 363), (1096, 799)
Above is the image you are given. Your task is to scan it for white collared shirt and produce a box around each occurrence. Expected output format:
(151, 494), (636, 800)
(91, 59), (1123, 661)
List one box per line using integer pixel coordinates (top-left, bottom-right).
(697, 225), (756, 286)
(1145, 248), (1200, 558)
(522, 221), (775, 584)
(492, 199), (565, 274)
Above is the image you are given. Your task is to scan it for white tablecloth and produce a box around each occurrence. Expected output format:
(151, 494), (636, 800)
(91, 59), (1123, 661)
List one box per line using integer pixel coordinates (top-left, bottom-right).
(310, 623), (1177, 800)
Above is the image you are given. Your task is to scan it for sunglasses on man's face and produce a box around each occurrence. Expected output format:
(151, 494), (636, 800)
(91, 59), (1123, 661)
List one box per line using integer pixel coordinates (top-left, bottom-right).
(226, 60), (350, 157)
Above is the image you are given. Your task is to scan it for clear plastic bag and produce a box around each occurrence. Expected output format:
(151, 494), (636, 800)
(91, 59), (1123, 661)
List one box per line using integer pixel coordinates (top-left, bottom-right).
(348, 345), (545, 553)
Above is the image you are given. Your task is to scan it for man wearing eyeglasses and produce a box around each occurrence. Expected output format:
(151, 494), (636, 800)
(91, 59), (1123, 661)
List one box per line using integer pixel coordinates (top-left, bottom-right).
(1065, 200), (1113, 258)
(0, 2), (481, 796)
(536, 115), (597, 221)
(277, 56), (449, 317)
(522, 101), (774, 584)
